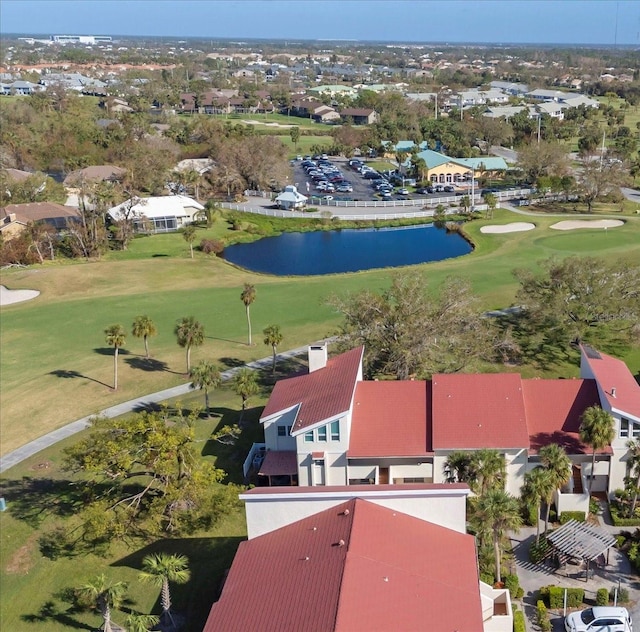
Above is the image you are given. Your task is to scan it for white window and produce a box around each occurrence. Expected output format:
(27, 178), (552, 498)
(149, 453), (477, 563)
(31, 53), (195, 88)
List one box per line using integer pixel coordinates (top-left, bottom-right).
(620, 418), (629, 438)
(317, 426), (327, 442)
(304, 431), (314, 442)
(330, 420), (340, 441)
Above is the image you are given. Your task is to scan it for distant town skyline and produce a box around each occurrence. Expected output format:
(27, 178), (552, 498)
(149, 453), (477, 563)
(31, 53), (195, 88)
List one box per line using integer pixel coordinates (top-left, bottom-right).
(1, 0), (639, 46)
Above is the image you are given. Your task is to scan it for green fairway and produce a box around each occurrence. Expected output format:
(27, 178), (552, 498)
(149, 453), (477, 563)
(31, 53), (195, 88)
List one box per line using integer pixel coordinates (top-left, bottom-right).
(1, 209), (639, 455)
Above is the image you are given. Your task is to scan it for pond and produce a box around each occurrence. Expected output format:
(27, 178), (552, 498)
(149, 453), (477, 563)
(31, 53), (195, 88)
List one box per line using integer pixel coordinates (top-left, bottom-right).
(222, 224), (472, 276)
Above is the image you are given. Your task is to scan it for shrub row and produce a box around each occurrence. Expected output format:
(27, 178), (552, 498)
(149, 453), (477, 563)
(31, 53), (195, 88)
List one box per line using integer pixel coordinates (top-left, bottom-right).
(537, 600), (551, 632)
(539, 585), (584, 609)
(559, 511), (586, 523)
(513, 608), (526, 632)
(504, 574), (525, 599)
(596, 588), (609, 606)
(610, 504), (640, 527)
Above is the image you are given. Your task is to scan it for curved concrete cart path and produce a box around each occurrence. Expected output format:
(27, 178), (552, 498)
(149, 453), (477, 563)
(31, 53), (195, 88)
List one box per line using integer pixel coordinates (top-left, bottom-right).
(0, 342), (321, 474)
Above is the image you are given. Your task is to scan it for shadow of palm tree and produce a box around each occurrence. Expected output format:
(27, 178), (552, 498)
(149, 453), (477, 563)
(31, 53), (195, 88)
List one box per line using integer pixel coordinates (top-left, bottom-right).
(218, 357), (245, 369)
(93, 347), (131, 356)
(48, 369), (111, 388)
(125, 357), (168, 372)
(112, 536), (245, 631)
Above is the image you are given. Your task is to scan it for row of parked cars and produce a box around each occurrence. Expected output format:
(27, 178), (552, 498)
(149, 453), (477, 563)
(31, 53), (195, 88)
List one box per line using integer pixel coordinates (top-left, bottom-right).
(301, 157), (353, 195)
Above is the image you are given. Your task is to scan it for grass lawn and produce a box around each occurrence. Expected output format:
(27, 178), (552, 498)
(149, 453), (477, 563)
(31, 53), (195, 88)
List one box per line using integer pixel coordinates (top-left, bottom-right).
(1, 206), (640, 631)
(2, 208), (640, 455)
(0, 382), (266, 632)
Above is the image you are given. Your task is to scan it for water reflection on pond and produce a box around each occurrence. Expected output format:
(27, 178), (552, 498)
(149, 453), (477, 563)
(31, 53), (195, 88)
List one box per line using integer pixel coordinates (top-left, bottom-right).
(222, 224), (472, 276)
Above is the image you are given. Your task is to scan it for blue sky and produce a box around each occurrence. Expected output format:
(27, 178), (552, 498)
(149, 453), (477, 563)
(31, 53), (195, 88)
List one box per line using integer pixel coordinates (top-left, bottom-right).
(1, 1), (639, 46)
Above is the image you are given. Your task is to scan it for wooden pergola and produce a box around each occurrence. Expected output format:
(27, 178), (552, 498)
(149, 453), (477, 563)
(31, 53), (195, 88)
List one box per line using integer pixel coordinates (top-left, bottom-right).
(547, 519), (616, 581)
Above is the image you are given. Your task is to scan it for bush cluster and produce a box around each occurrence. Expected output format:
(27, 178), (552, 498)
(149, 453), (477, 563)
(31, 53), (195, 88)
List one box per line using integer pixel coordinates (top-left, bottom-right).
(610, 586), (629, 604)
(539, 585), (584, 609)
(559, 511), (586, 524)
(513, 608), (526, 632)
(199, 238), (224, 255)
(596, 588), (609, 606)
(503, 574), (525, 599)
(536, 600), (551, 632)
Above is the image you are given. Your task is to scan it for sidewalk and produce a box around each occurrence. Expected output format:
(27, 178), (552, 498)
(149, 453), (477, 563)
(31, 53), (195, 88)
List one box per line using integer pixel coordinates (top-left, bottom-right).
(0, 343), (318, 474)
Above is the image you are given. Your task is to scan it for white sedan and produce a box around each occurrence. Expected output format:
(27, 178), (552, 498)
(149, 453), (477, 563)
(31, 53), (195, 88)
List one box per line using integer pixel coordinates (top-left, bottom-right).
(565, 607), (632, 632)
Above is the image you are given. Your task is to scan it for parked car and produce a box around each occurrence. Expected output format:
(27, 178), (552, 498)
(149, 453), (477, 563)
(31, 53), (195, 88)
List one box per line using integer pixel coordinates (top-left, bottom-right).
(564, 607), (632, 632)
(397, 187), (410, 195)
(443, 185), (455, 192)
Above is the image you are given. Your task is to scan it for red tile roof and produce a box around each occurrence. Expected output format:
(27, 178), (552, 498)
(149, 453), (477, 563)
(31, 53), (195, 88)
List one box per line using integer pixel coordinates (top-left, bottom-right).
(349, 380), (431, 457)
(432, 373), (530, 449)
(581, 344), (640, 419)
(259, 450), (298, 476)
(261, 346), (363, 434)
(203, 499), (482, 632)
(522, 379), (607, 454)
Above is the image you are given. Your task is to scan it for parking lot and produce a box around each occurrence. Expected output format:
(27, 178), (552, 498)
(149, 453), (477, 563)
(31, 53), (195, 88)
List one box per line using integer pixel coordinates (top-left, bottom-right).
(291, 155), (476, 206)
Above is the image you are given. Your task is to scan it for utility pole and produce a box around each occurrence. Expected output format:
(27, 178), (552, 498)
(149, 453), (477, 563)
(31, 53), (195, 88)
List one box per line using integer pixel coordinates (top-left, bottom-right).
(537, 115), (541, 144)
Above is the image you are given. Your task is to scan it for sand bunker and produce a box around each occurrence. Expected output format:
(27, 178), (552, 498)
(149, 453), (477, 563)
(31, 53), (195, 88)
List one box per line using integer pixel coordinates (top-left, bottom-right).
(550, 219), (624, 230)
(480, 222), (536, 234)
(0, 285), (40, 306)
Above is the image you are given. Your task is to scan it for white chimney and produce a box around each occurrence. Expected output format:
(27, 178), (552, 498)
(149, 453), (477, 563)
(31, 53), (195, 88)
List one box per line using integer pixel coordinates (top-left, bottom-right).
(308, 343), (328, 373)
(611, 387), (616, 398)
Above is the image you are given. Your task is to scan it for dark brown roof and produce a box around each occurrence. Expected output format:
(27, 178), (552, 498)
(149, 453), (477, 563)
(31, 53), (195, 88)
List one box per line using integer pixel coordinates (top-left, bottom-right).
(203, 498), (483, 632)
(340, 108), (375, 116)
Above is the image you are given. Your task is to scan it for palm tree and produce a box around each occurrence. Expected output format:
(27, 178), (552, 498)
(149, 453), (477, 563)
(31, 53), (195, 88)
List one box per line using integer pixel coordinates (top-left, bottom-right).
(263, 324), (283, 375)
(522, 467), (555, 544)
(182, 225), (197, 259)
(443, 451), (476, 486)
(473, 489), (522, 584)
(233, 367), (259, 424)
(104, 324), (126, 390)
(131, 315), (157, 359)
(139, 553), (190, 626)
(76, 574), (127, 632)
(626, 439), (640, 517)
(579, 405), (615, 493)
(240, 283), (256, 346)
(190, 360), (221, 417)
(538, 443), (571, 528)
(174, 316), (205, 373)
(125, 614), (160, 632)
(474, 449), (506, 495)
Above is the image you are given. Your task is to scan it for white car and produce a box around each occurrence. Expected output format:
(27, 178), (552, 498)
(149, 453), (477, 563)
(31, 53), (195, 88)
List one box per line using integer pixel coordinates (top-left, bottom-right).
(565, 607), (632, 632)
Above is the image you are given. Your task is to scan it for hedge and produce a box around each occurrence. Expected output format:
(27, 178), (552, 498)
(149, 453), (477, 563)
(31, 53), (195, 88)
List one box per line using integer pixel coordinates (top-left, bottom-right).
(596, 588), (609, 606)
(610, 505), (640, 527)
(559, 511), (586, 523)
(610, 586), (630, 604)
(540, 585), (584, 609)
(513, 609), (526, 632)
(537, 600), (551, 632)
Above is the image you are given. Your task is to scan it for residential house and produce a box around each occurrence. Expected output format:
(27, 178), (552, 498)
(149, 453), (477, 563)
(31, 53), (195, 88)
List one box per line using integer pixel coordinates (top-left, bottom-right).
(204, 484), (512, 632)
(106, 195), (204, 233)
(63, 165), (126, 188)
(255, 342), (636, 514)
(0, 202), (80, 239)
(339, 107), (378, 125)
